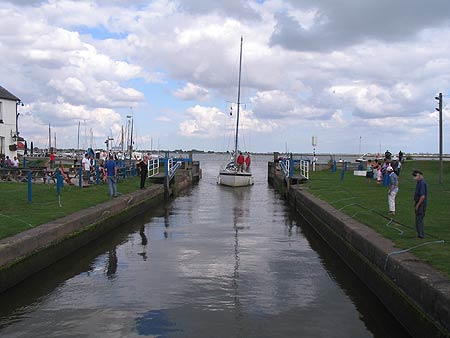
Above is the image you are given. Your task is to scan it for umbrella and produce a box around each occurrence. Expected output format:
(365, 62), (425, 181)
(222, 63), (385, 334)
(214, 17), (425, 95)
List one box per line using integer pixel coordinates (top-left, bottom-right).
(30, 141), (34, 155)
(24, 141), (28, 155)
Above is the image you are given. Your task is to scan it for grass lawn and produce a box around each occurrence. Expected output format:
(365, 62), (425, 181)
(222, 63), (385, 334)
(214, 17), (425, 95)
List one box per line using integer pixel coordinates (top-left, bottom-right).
(0, 176), (149, 240)
(302, 160), (450, 278)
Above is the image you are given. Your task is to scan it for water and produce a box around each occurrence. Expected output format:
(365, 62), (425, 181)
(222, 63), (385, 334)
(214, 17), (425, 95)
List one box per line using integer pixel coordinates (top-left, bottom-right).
(0, 154), (411, 338)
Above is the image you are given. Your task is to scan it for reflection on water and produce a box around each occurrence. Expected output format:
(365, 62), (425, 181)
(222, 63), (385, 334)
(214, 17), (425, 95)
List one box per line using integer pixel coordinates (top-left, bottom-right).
(0, 154), (411, 338)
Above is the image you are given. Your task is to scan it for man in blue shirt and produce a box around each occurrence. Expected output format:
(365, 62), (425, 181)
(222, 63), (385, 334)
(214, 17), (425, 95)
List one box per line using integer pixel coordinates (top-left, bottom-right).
(105, 154), (118, 197)
(413, 170), (427, 239)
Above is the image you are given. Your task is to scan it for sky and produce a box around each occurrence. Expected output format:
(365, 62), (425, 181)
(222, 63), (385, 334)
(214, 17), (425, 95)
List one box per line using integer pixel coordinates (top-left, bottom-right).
(1, 0), (450, 154)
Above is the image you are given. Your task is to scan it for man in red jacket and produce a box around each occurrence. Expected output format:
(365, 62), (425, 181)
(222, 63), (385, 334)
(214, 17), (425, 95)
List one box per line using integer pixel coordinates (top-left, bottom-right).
(237, 152), (245, 172)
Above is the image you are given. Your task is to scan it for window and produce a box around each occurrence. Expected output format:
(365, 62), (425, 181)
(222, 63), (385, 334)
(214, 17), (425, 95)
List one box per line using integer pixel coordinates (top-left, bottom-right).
(0, 101), (3, 123)
(0, 137), (4, 155)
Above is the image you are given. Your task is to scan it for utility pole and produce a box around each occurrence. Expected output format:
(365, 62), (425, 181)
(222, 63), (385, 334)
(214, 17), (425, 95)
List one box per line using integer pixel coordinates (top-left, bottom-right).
(77, 121), (80, 152)
(435, 93), (443, 184)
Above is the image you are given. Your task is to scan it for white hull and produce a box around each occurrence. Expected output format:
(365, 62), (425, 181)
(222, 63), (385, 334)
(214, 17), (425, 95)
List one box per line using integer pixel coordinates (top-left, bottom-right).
(217, 171), (253, 187)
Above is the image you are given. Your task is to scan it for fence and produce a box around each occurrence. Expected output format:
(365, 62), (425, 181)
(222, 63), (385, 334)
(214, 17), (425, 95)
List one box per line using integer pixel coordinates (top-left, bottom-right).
(0, 161), (139, 203)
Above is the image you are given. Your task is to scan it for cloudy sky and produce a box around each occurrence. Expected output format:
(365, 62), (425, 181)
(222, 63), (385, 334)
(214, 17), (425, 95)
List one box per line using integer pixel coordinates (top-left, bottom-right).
(1, 0), (450, 154)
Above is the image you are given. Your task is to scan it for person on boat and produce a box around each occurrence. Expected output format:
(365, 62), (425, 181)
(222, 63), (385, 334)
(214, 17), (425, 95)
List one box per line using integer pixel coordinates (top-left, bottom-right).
(237, 152), (245, 172)
(245, 153), (251, 172)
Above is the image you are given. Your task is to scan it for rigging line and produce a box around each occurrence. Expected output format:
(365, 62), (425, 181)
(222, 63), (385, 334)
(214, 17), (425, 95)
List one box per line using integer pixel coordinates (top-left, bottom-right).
(331, 196), (356, 204)
(384, 240), (445, 271)
(0, 213), (33, 227)
(385, 218), (404, 235)
(337, 186), (440, 239)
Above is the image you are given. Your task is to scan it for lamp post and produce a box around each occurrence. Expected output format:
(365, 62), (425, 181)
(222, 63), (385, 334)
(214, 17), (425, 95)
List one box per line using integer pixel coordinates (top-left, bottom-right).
(15, 101), (24, 138)
(126, 112), (133, 159)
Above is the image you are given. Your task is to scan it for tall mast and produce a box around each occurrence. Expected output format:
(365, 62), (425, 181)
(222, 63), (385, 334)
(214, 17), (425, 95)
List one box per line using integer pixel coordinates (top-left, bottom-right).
(77, 121), (80, 151)
(48, 123), (51, 153)
(121, 125), (124, 154)
(234, 36), (243, 163)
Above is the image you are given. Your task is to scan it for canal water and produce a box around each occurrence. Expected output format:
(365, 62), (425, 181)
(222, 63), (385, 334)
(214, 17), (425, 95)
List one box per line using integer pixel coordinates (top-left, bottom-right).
(0, 154), (411, 338)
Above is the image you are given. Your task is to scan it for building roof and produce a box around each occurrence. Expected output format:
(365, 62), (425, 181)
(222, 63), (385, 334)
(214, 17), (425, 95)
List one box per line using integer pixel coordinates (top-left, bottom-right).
(0, 85), (20, 101)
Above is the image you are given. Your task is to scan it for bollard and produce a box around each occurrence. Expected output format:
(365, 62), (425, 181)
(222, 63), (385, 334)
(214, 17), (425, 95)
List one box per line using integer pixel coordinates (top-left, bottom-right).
(340, 162), (347, 180)
(27, 171), (32, 203)
(56, 169), (63, 195)
(79, 165), (83, 188)
(95, 165), (99, 185)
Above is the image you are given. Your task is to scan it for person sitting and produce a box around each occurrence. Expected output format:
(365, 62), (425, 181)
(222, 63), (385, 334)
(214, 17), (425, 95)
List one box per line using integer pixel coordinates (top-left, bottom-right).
(58, 163), (74, 185)
(5, 156), (13, 167)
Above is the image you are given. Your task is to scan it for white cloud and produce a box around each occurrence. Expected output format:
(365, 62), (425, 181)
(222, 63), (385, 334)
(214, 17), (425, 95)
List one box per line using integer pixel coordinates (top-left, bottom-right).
(156, 115), (172, 122)
(2, 0), (450, 152)
(173, 83), (210, 101)
(179, 104), (277, 138)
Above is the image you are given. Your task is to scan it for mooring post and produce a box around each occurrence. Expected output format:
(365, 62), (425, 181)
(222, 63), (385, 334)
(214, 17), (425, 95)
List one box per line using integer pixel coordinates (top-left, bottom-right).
(79, 164), (83, 188)
(56, 169), (63, 195)
(340, 162), (346, 180)
(27, 171), (32, 203)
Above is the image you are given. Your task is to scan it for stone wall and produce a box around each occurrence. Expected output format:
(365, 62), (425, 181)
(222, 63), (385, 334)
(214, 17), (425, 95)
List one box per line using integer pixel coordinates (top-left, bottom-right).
(269, 163), (450, 338)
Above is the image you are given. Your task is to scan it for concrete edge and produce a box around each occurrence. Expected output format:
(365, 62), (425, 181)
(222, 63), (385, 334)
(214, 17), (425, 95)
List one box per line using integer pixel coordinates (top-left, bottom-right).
(270, 168), (450, 338)
(0, 171), (197, 293)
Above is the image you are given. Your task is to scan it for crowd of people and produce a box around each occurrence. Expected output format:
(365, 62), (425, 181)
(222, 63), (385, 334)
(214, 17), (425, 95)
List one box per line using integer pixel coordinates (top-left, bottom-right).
(364, 150), (427, 239)
(75, 151), (151, 197)
(0, 155), (19, 168)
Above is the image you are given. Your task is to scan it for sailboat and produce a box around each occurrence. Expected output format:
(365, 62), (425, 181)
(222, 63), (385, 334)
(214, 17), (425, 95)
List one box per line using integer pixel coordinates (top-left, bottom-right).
(217, 37), (254, 187)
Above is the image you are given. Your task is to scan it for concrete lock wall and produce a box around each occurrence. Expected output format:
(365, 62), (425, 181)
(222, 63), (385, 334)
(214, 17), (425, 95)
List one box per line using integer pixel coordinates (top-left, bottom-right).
(0, 168), (198, 293)
(268, 162), (450, 338)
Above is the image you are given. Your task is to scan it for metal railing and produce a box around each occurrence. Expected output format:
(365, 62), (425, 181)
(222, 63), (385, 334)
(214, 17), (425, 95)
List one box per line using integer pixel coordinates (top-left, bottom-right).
(280, 159), (290, 178)
(299, 160), (309, 180)
(147, 157), (160, 177)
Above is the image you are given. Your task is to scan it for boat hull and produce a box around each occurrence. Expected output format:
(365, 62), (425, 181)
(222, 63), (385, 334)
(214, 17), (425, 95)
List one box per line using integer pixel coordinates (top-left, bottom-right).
(217, 171), (253, 187)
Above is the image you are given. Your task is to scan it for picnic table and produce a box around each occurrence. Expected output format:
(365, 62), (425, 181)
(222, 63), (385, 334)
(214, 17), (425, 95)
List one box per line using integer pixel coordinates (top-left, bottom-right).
(0, 167), (71, 184)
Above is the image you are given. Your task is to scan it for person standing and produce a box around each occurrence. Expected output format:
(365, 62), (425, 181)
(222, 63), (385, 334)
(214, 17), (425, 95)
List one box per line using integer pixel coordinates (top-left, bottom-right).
(82, 153), (91, 186)
(245, 153), (251, 172)
(237, 152), (245, 172)
(49, 152), (55, 169)
(366, 159), (373, 182)
(105, 154), (118, 197)
(413, 170), (427, 239)
(387, 166), (398, 215)
(137, 156), (148, 189)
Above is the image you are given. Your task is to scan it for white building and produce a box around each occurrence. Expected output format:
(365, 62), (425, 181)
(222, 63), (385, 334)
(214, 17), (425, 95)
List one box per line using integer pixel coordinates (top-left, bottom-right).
(0, 86), (21, 159)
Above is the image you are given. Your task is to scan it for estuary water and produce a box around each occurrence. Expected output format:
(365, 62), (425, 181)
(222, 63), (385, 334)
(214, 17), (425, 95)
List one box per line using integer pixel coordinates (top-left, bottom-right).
(0, 154), (411, 338)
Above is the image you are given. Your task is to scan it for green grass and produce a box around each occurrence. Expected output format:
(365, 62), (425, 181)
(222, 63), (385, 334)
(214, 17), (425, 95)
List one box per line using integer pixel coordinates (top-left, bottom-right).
(0, 177), (149, 240)
(301, 160), (450, 278)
